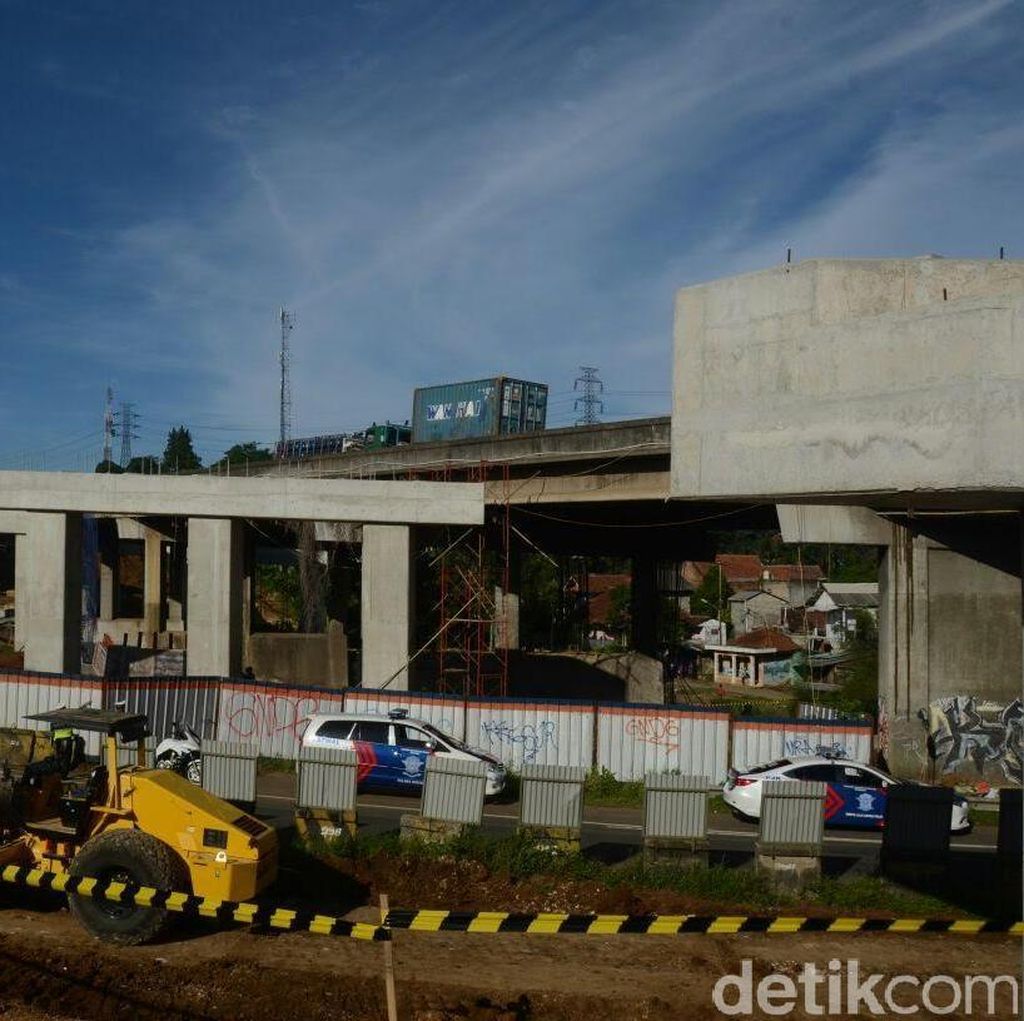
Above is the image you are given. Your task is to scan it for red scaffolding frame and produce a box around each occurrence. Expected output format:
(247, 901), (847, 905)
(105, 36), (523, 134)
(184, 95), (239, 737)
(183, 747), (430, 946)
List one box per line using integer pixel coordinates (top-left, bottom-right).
(431, 461), (510, 697)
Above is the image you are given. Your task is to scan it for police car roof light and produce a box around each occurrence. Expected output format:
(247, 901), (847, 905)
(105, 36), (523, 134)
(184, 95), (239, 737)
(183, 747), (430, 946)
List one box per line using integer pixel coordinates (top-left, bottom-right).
(387, 708), (409, 720)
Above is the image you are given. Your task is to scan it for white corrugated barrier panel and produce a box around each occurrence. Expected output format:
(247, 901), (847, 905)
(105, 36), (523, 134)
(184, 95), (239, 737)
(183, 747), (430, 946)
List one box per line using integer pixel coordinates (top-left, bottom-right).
(105, 677), (220, 741)
(596, 703), (730, 783)
(466, 698), (594, 772)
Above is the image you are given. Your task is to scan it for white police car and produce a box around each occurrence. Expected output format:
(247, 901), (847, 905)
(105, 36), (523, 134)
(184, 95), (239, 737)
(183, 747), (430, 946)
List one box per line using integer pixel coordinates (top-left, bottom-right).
(723, 756), (970, 833)
(301, 709), (507, 796)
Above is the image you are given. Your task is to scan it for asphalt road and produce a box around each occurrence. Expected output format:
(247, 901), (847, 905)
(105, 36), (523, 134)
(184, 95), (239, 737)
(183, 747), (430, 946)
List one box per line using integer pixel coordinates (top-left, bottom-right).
(254, 773), (999, 865)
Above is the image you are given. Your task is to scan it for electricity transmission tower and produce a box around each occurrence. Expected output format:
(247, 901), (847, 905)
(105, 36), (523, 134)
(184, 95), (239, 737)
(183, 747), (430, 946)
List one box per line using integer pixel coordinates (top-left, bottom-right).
(102, 386), (117, 465)
(573, 366), (604, 425)
(119, 403), (139, 468)
(279, 307), (295, 446)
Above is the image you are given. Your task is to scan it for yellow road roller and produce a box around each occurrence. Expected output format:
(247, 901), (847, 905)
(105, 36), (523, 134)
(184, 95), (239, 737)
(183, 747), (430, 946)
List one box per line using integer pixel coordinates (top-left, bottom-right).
(0, 708), (278, 944)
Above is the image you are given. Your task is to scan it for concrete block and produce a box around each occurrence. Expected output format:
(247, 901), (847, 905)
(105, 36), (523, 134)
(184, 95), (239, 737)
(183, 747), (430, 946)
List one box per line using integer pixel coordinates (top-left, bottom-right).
(400, 813), (467, 844)
(642, 836), (709, 868)
(517, 825), (581, 853)
(755, 850), (821, 890)
(295, 808), (358, 842)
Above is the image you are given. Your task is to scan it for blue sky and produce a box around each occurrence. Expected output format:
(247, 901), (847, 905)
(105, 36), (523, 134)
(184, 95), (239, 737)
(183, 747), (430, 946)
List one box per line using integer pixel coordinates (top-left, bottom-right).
(2, 0), (1022, 468)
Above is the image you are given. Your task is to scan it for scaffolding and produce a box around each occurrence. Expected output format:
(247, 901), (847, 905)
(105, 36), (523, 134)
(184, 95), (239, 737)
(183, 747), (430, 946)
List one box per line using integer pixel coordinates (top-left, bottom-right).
(414, 461), (511, 697)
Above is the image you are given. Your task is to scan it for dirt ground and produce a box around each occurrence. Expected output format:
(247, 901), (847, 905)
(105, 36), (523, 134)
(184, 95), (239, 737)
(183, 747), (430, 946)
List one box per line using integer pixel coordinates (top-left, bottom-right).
(1, 892), (1021, 1021)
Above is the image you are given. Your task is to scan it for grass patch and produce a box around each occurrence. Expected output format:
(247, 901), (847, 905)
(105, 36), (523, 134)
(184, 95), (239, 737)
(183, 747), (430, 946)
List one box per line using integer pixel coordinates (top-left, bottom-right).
(583, 768), (644, 808)
(303, 828), (974, 918)
(969, 807), (1000, 828)
(257, 755), (296, 774)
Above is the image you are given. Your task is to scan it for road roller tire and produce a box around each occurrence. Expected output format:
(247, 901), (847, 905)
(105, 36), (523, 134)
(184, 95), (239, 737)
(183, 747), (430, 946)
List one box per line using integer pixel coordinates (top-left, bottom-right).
(68, 829), (182, 945)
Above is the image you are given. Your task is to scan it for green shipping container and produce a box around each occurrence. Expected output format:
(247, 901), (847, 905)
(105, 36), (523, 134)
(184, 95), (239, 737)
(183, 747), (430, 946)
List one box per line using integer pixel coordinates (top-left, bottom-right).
(412, 377), (548, 444)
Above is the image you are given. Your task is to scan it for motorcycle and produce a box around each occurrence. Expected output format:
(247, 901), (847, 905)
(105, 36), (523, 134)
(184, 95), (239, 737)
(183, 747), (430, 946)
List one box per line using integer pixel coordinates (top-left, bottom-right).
(155, 721), (202, 785)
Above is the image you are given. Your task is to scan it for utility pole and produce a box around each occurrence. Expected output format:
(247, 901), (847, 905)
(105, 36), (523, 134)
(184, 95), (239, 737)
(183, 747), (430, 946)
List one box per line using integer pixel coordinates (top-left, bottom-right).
(119, 402), (138, 468)
(573, 366), (604, 426)
(279, 307), (295, 447)
(102, 386), (117, 465)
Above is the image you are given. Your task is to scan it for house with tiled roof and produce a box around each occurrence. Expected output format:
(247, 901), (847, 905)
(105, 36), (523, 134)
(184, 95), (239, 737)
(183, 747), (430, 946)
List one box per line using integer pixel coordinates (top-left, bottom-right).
(761, 562), (824, 606)
(704, 627), (804, 688)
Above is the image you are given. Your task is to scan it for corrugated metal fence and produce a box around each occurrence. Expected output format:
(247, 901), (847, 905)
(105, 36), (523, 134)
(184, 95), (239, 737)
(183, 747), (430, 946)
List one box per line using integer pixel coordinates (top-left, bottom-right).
(596, 703), (730, 783)
(731, 716), (874, 771)
(0, 670), (105, 755)
(0, 670), (874, 782)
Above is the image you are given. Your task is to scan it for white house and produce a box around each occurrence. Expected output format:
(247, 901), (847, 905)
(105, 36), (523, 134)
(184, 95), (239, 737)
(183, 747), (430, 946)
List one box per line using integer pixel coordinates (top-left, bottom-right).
(806, 582), (879, 648)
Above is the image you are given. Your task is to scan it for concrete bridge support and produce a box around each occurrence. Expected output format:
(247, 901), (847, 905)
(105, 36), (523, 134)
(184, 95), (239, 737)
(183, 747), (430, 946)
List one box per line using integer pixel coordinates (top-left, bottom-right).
(631, 554), (659, 656)
(13, 512), (82, 674)
(360, 524), (413, 690)
(780, 505), (1023, 783)
(186, 518), (244, 678)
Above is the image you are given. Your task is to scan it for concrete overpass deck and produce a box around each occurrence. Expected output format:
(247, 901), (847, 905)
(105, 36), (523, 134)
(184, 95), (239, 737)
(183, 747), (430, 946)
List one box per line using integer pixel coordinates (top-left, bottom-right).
(266, 416), (672, 505)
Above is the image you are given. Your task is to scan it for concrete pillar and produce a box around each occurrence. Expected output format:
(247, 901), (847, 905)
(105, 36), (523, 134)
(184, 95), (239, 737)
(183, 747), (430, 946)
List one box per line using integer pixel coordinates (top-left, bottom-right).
(19, 512), (82, 673)
(494, 543), (521, 650)
(494, 588), (520, 651)
(186, 518), (243, 677)
(97, 518), (117, 622)
(631, 554), (658, 655)
(142, 528), (164, 638)
(361, 524), (412, 689)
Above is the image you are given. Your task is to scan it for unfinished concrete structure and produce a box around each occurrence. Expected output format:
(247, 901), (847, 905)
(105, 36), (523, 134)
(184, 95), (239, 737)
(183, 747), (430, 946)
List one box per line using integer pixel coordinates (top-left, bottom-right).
(0, 473), (482, 686)
(676, 256), (1023, 783)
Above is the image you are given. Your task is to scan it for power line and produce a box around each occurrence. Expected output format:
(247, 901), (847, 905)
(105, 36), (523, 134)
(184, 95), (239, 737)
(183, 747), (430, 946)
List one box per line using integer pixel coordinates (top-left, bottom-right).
(573, 366), (604, 426)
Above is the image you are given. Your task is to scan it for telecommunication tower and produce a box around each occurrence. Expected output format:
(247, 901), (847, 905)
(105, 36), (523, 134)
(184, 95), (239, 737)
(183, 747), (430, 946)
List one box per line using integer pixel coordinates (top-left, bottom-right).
(102, 386), (117, 464)
(573, 366), (604, 425)
(118, 402), (139, 467)
(279, 307), (295, 446)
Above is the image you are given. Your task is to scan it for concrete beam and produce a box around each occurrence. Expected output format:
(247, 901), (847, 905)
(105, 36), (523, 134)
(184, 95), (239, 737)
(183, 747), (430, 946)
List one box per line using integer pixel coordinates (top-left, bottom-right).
(485, 471), (670, 505)
(0, 511), (29, 534)
(186, 518), (243, 677)
(672, 257), (1024, 507)
(0, 472), (483, 525)
(777, 505), (893, 545)
(18, 512), (82, 673)
(360, 525), (413, 690)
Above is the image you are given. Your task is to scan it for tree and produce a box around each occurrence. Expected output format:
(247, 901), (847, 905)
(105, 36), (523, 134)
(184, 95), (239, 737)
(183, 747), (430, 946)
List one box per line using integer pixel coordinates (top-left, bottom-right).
(161, 427), (201, 474)
(691, 564), (733, 622)
(126, 455), (160, 474)
(94, 459), (123, 474)
(211, 442), (274, 471)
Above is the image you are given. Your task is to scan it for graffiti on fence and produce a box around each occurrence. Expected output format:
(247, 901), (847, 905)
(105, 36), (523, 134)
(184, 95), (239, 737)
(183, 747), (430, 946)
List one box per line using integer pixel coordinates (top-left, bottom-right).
(784, 736), (849, 759)
(624, 717), (680, 753)
(923, 695), (1022, 784)
(224, 690), (336, 744)
(479, 719), (557, 763)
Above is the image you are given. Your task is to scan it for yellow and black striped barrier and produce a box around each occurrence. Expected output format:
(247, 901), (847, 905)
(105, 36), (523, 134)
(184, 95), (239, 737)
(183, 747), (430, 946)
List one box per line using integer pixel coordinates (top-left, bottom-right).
(4, 866), (1022, 939)
(383, 909), (1024, 936)
(0, 865), (389, 941)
